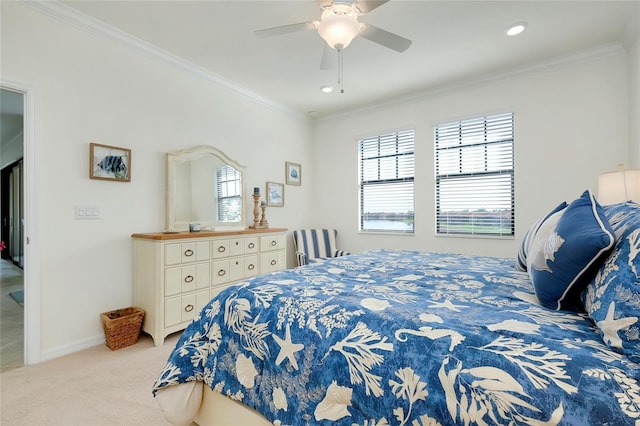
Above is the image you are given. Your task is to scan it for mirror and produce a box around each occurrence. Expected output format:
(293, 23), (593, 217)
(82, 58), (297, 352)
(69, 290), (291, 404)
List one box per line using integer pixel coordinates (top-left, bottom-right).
(167, 145), (246, 231)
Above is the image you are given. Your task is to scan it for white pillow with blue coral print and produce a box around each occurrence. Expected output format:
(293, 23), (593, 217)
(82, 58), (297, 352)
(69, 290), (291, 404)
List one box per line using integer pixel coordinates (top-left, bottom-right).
(582, 201), (640, 362)
(529, 190), (615, 311)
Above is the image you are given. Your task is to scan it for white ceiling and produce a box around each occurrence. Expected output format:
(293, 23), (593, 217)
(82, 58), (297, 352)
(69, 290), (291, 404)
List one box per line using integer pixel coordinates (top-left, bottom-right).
(59, 0), (639, 118)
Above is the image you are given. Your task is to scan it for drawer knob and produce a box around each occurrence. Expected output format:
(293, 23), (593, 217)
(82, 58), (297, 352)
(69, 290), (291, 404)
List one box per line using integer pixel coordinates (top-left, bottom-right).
(184, 249), (194, 257)
(184, 304), (194, 313)
(184, 275), (194, 283)
(218, 246), (226, 253)
(248, 264), (255, 270)
(271, 240), (277, 247)
(248, 242), (255, 249)
(235, 241), (239, 246)
(270, 259), (277, 266)
(218, 269), (226, 276)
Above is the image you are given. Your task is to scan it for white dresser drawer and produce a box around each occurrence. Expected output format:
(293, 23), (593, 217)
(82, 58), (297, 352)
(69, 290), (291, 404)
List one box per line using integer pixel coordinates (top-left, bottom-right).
(260, 250), (285, 272)
(212, 239), (230, 259)
(165, 263), (210, 297)
(229, 237), (259, 256)
(164, 289), (210, 327)
(260, 234), (285, 252)
(228, 254), (259, 281)
(212, 259), (231, 285)
(165, 241), (211, 265)
(244, 254), (259, 278)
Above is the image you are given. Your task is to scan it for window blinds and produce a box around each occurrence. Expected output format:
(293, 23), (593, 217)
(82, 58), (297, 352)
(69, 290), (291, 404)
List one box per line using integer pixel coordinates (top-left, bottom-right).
(216, 165), (242, 222)
(435, 113), (514, 236)
(359, 129), (415, 232)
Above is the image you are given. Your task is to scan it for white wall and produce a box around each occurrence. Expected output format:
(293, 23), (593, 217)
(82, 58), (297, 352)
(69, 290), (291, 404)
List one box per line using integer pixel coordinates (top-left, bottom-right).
(1, 2), (314, 358)
(630, 27), (640, 168)
(312, 51), (630, 258)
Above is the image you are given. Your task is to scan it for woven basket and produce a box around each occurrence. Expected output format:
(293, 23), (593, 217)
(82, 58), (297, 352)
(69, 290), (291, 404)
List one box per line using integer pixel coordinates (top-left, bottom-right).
(100, 307), (144, 351)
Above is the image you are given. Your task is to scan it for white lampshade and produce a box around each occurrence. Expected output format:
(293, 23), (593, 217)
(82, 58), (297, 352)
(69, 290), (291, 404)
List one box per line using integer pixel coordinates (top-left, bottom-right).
(598, 169), (640, 205)
(317, 13), (361, 50)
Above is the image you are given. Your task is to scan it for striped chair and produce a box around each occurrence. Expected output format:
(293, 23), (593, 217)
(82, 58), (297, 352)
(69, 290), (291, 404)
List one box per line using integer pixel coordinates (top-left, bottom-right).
(292, 229), (349, 266)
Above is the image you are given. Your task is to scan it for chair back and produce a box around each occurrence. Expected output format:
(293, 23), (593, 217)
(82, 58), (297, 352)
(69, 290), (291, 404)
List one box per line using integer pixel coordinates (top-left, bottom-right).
(293, 229), (338, 262)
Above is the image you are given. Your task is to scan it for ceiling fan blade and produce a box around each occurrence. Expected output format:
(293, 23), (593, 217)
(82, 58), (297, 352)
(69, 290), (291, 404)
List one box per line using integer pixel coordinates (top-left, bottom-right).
(254, 21), (316, 38)
(320, 43), (337, 70)
(359, 23), (412, 52)
(354, 0), (390, 14)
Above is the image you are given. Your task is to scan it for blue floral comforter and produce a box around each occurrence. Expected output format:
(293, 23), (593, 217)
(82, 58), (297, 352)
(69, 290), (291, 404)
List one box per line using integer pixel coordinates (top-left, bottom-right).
(153, 249), (640, 425)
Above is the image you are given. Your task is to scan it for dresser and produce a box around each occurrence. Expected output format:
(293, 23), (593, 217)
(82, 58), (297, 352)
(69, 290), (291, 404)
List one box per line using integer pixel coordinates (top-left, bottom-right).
(131, 228), (287, 346)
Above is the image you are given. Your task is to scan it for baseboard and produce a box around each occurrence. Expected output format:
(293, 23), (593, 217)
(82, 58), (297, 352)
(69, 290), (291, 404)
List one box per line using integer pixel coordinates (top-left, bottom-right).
(40, 334), (105, 363)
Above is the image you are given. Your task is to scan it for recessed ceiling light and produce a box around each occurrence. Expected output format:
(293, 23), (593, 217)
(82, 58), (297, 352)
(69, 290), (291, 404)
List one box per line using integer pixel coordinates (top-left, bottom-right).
(505, 22), (527, 37)
(321, 85), (333, 93)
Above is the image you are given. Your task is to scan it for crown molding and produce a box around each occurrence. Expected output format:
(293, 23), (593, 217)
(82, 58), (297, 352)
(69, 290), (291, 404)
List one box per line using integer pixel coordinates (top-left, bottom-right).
(318, 42), (627, 122)
(19, 0), (307, 121)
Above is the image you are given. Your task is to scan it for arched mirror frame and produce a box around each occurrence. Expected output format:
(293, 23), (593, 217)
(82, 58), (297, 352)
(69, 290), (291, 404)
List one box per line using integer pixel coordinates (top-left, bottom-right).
(167, 145), (247, 231)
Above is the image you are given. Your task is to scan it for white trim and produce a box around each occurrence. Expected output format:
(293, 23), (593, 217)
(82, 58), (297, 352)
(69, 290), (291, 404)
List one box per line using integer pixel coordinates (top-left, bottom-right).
(20, 0), (306, 121)
(1, 79), (41, 365)
(40, 334), (105, 363)
(318, 42), (627, 122)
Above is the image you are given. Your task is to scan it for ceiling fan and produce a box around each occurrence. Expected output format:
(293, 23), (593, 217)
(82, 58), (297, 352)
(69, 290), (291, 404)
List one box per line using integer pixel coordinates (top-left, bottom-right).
(255, 0), (412, 70)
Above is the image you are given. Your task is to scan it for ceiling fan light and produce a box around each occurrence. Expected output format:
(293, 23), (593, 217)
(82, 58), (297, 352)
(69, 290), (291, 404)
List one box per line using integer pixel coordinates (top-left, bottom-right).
(318, 13), (361, 50)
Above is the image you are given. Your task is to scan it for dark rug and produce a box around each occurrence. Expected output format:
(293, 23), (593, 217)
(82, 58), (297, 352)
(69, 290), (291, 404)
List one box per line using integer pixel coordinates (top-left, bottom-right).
(9, 290), (23, 307)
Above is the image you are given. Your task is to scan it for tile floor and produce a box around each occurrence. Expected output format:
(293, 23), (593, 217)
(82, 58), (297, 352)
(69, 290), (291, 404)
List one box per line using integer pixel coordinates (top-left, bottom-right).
(0, 259), (24, 373)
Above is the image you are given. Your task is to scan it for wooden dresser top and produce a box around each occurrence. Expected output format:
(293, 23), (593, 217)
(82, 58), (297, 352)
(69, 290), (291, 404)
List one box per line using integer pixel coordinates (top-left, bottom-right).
(132, 228), (288, 241)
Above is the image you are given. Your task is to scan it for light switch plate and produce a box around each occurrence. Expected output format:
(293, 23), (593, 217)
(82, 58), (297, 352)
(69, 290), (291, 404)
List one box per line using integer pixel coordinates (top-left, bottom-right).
(75, 205), (101, 220)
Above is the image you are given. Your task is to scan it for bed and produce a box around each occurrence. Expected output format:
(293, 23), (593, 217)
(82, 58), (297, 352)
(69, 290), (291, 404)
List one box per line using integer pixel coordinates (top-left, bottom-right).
(153, 196), (640, 425)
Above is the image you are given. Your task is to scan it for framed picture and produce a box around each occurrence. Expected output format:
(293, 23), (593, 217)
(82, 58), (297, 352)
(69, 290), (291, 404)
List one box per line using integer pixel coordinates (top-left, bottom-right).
(285, 161), (301, 186)
(90, 143), (131, 182)
(266, 181), (284, 207)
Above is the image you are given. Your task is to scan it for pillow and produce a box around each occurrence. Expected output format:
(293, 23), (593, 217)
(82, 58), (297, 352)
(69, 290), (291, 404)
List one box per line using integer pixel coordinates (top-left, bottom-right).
(582, 201), (640, 362)
(528, 190), (615, 311)
(515, 201), (567, 271)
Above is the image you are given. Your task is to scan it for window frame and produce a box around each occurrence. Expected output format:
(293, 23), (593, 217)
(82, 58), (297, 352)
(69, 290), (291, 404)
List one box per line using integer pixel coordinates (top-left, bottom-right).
(434, 113), (515, 238)
(358, 129), (415, 234)
(215, 164), (242, 222)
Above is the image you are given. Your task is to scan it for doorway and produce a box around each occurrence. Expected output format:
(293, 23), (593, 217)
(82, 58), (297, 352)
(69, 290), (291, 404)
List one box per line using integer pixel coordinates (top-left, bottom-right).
(0, 88), (25, 371)
(1, 82), (38, 369)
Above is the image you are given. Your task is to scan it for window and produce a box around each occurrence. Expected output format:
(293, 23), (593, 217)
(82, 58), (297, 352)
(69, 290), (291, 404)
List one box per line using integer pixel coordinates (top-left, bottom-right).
(435, 113), (514, 236)
(216, 165), (241, 222)
(359, 129), (414, 233)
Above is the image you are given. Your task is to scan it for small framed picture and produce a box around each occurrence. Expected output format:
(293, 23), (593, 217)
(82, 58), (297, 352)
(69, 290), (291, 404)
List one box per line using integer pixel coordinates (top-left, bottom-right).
(285, 161), (301, 186)
(90, 143), (131, 182)
(266, 182), (284, 207)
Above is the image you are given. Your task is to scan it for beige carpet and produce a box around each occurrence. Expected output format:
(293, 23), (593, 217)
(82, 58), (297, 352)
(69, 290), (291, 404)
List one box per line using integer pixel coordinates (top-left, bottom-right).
(0, 332), (181, 425)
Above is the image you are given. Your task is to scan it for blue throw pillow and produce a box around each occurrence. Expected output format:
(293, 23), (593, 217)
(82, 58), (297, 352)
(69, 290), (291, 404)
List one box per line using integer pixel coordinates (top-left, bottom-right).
(529, 190), (615, 310)
(582, 201), (640, 362)
(516, 201), (567, 271)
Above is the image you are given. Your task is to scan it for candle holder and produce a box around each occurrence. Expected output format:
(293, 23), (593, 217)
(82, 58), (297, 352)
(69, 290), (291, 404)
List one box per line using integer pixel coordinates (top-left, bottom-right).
(250, 193), (260, 229)
(259, 203), (269, 228)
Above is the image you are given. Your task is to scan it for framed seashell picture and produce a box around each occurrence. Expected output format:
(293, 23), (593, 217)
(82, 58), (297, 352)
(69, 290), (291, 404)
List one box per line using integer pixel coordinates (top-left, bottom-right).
(89, 142), (131, 182)
(285, 161), (301, 186)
